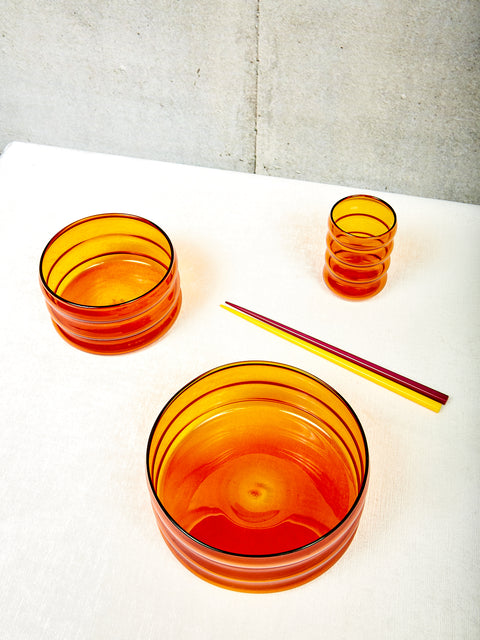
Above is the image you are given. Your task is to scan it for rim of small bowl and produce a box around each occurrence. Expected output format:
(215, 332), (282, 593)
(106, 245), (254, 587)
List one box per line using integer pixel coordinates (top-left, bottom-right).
(146, 360), (370, 559)
(330, 194), (397, 238)
(39, 213), (177, 310)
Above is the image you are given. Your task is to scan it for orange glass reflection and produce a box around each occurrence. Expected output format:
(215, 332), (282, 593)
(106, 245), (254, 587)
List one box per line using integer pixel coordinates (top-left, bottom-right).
(39, 213), (182, 354)
(147, 361), (369, 592)
(323, 195), (397, 300)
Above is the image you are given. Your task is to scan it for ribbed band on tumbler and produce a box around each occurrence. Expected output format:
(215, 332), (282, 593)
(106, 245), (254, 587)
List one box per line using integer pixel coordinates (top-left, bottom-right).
(323, 195), (397, 300)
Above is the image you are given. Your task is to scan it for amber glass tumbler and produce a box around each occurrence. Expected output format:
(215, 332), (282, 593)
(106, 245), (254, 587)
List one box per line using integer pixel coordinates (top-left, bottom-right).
(323, 195), (397, 300)
(147, 361), (369, 593)
(39, 213), (182, 354)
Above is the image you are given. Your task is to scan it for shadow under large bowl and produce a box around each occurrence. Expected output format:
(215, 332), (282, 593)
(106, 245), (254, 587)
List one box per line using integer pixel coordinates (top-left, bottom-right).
(147, 361), (369, 593)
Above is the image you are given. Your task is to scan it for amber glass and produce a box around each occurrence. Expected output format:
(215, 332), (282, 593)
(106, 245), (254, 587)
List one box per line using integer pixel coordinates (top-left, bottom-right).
(39, 213), (182, 354)
(323, 195), (397, 300)
(147, 361), (369, 593)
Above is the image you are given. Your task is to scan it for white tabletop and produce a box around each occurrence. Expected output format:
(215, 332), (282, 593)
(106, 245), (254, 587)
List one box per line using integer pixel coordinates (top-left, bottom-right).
(1, 142), (479, 639)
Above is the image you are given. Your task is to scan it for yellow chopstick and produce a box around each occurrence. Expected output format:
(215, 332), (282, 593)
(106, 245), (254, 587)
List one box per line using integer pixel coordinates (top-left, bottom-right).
(221, 304), (442, 412)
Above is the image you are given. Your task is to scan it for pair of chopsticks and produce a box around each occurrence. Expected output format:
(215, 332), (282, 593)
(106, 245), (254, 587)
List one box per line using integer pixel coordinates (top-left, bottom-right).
(221, 301), (449, 413)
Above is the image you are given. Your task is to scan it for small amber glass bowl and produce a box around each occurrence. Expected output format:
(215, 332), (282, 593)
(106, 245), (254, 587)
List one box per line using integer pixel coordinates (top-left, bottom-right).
(39, 213), (182, 355)
(147, 361), (369, 593)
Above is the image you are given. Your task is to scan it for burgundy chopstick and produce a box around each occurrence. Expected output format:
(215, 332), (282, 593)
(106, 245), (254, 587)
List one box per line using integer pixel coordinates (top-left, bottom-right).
(225, 301), (449, 405)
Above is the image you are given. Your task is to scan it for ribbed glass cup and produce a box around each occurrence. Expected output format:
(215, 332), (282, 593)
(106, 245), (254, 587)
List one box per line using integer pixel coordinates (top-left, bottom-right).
(323, 194), (397, 300)
(39, 213), (182, 354)
(147, 361), (369, 593)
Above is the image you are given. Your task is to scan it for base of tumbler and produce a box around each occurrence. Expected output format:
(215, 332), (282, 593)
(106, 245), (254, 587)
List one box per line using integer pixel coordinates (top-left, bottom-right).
(323, 267), (387, 300)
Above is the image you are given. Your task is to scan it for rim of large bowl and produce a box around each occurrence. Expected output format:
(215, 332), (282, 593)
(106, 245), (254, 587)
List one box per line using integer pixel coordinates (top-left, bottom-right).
(330, 194), (397, 238)
(146, 360), (370, 559)
(39, 213), (177, 309)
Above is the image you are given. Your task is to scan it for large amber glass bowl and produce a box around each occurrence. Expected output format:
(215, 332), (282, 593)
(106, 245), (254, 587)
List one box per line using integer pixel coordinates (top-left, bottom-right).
(39, 213), (182, 354)
(147, 361), (369, 592)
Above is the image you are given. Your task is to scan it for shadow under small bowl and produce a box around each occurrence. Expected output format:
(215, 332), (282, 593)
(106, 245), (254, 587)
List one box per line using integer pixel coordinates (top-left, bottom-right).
(147, 361), (369, 593)
(39, 213), (182, 355)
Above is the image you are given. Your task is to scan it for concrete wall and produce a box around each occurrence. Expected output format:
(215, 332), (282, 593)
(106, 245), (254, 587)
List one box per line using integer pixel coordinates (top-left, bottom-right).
(2, 0), (479, 203)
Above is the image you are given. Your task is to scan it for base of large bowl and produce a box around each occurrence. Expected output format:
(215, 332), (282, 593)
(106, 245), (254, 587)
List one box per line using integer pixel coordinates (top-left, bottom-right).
(157, 520), (360, 593)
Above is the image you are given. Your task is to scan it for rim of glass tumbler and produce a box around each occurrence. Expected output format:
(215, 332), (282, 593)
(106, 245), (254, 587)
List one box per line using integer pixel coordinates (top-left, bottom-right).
(330, 194), (397, 238)
(39, 213), (177, 310)
(146, 360), (370, 560)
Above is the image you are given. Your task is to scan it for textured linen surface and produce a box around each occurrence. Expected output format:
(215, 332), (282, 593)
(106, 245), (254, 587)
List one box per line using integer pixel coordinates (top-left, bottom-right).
(0, 143), (479, 639)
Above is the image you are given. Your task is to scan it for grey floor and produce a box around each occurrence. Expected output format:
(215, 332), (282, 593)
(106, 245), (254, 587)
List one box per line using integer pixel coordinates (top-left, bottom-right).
(2, 0), (479, 203)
